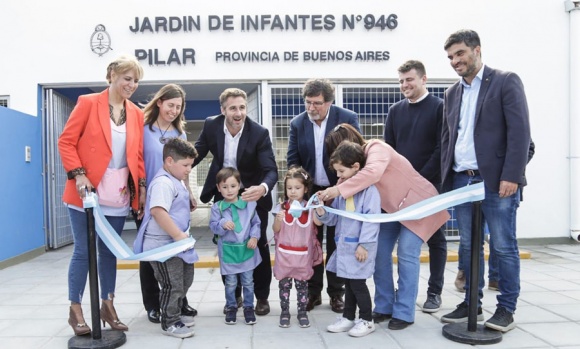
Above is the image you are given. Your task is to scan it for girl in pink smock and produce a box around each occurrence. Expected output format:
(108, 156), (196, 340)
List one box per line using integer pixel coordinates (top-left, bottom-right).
(272, 166), (322, 329)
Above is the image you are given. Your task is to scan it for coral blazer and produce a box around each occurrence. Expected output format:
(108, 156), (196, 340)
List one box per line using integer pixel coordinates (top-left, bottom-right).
(58, 89), (144, 210)
(336, 140), (449, 242)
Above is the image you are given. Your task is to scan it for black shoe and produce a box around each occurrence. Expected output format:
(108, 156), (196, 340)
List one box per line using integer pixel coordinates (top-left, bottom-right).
(225, 307), (237, 325)
(371, 312), (392, 323)
(255, 299), (270, 316)
(181, 304), (198, 317)
(388, 318), (414, 330)
(243, 307), (257, 325)
(422, 293), (442, 313)
(441, 302), (483, 323)
(223, 296), (243, 315)
(485, 306), (515, 332)
(147, 309), (161, 324)
(330, 295), (345, 313)
(306, 294), (322, 311)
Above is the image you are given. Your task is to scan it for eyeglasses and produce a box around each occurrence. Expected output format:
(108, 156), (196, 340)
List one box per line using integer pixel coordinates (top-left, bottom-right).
(304, 100), (325, 107)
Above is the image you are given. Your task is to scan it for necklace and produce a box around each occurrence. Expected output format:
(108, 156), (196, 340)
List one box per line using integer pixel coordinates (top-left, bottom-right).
(157, 120), (172, 144)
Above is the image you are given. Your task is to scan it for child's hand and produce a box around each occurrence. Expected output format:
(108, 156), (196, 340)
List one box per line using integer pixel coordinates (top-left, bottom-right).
(222, 221), (235, 230)
(355, 245), (368, 262)
(275, 211), (285, 222)
(247, 237), (258, 249)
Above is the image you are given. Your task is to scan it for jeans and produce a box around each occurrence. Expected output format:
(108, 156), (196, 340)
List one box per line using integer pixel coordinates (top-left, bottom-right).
(453, 173), (521, 313)
(225, 270), (254, 309)
(426, 226), (447, 295)
(373, 221), (423, 323)
(457, 222), (499, 282)
(68, 208), (125, 303)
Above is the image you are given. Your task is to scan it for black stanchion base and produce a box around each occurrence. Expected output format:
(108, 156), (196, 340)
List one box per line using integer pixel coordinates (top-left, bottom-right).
(442, 323), (502, 345)
(68, 331), (126, 349)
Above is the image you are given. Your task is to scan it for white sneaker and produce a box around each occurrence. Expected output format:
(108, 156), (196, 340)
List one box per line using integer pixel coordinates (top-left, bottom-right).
(180, 315), (195, 327)
(348, 319), (375, 337)
(162, 321), (194, 338)
(327, 317), (355, 333)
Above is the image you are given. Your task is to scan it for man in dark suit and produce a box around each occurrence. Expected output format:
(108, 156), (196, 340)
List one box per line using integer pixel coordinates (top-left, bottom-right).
(383, 60), (447, 318)
(287, 78), (359, 313)
(194, 88), (278, 316)
(440, 30), (531, 332)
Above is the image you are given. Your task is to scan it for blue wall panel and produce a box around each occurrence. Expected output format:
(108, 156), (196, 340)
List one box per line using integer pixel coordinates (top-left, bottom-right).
(0, 107), (44, 262)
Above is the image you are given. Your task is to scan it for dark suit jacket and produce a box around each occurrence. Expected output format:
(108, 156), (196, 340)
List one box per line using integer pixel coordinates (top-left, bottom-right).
(441, 66), (531, 193)
(287, 105), (359, 186)
(193, 115), (278, 211)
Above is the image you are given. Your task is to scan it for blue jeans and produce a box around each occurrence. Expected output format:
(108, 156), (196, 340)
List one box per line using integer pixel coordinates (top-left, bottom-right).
(453, 173), (521, 313)
(225, 270), (254, 309)
(68, 208), (125, 303)
(373, 222), (423, 322)
(458, 223), (499, 282)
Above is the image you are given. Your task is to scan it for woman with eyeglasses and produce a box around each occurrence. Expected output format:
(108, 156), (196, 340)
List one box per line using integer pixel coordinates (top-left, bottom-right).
(317, 123), (449, 331)
(58, 55), (145, 335)
(139, 83), (198, 323)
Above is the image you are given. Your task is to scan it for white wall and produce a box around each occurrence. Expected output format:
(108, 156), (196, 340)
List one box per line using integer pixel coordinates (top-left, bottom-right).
(0, 0), (571, 239)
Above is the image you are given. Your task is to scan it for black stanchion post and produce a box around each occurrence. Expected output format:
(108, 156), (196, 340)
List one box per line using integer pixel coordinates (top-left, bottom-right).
(442, 181), (502, 345)
(68, 200), (126, 349)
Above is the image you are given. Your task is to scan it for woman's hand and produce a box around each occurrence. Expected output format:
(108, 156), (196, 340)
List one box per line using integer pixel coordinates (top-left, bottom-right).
(189, 194), (198, 212)
(138, 187), (146, 219)
(317, 186), (340, 202)
(75, 175), (93, 199)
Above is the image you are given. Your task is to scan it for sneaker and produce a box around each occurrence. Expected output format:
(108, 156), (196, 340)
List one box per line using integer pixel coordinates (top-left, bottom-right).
(327, 316), (355, 333)
(243, 307), (257, 325)
(371, 312), (392, 323)
(422, 293), (442, 313)
(485, 307), (515, 332)
(297, 311), (310, 328)
(388, 317), (413, 330)
(441, 302), (484, 323)
(223, 296), (243, 315)
(162, 321), (194, 338)
(225, 307), (237, 325)
(455, 270), (466, 292)
(488, 280), (499, 291)
(279, 310), (291, 328)
(348, 319), (375, 337)
(180, 315), (195, 327)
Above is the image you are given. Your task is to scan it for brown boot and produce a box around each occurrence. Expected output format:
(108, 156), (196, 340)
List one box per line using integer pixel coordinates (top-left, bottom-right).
(68, 303), (91, 336)
(101, 298), (128, 331)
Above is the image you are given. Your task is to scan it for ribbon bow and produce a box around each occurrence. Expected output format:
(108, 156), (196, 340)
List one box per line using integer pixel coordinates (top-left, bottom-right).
(220, 197), (248, 233)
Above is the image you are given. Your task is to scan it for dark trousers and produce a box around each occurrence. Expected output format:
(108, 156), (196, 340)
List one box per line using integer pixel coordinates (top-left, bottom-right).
(343, 279), (372, 321)
(426, 226), (447, 296)
(135, 214), (191, 311)
(222, 205), (272, 301)
(308, 185), (344, 298)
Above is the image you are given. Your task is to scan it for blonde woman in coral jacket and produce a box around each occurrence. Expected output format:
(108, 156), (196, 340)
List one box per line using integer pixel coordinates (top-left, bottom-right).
(58, 55), (145, 336)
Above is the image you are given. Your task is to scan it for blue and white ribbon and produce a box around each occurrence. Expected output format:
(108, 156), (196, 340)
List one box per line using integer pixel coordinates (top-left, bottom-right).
(82, 193), (196, 262)
(289, 182), (485, 223)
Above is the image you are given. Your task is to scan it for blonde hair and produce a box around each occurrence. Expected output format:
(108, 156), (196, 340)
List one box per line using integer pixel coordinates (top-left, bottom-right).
(106, 55), (144, 84)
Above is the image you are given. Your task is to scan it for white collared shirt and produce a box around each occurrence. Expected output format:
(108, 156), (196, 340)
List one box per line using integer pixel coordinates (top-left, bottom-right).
(408, 91), (429, 104)
(453, 65), (485, 172)
(223, 123), (244, 169)
(222, 121), (269, 196)
(309, 107), (331, 187)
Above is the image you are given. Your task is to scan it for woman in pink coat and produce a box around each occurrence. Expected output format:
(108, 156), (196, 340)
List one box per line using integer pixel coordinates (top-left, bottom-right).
(317, 123), (449, 330)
